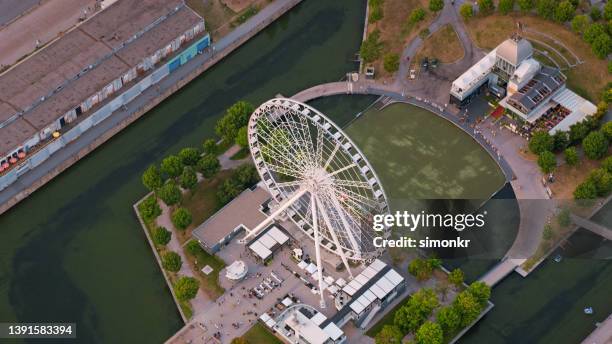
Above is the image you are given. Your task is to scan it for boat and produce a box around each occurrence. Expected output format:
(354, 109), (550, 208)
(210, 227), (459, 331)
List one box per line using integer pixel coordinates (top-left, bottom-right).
(584, 307), (593, 315)
(553, 254), (562, 263)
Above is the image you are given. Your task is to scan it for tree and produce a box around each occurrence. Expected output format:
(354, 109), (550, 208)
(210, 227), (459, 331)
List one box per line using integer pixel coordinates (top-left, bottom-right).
(234, 164), (259, 187)
(584, 23), (606, 45)
(467, 281), (491, 307)
(142, 165), (163, 191)
(394, 289), (439, 334)
(582, 131), (608, 160)
(571, 14), (589, 33)
(498, 0), (515, 14)
(590, 6), (602, 21)
(217, 179), (242, 205)
(384, 53), (400, 73)
(518, 0), (535, 12)
(429, 0), (444, 12)
(179, 167), (198, 190)
(538, 151), (557, 173)
(564, 147), (579, 166)
(409, 8), (427, 23)
(174, 276), (199, 301)
(552, 131), (569, 152)
(375, 325), (403, 344)
(203, 138), (217, 155)
(448, 268), (464, 289)
(415, 321), (443, 344)
(536, 0), (555, 19)
(529, 131), (554, 154)
(360, 29), (384, 63)
(236, 126), (249, 148)
(178, 147), (200, 166)
(215, 101), (254, 143)
(186, 240), (202, 256)
(542, 223), (553, 240)
(602, 156), (612, 173)
(574, 179), (598, 199)
(478, 0), (494, 14)
(437, 305), (461, 335)
(156, 180), (182, 206)
(138, 194), (161, 221)
(172, 207), (192, 230)
(453, 291), (482, 326)
(605, 0), (612, 20)
(591, 33), (612, 59)
(197, 154), (221, 178)
(569, 121), (590, 143)
(554, 1), (575, 23)
(162, 251), (182, 272)
(589, 168), (612, 196)
(153, 226), (171, 246)
(161, 155), (183, 179)
(460, 3), (474, 19)
(409, 258), (434, 281)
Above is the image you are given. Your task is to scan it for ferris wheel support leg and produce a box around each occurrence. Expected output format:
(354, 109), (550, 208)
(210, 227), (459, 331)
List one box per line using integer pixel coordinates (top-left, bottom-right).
(239, 187), (308, 244)
(311, 193), (327, 309)
(315, 195), (354, 279)
(328, 193), (362, 262)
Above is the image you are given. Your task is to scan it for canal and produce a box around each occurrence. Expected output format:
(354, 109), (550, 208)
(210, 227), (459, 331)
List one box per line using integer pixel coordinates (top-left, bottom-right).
(0, 1), (366, 343)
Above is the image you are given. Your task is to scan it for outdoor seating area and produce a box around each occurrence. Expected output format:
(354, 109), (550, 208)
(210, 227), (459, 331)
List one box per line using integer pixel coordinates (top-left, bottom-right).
(529, 104), (571, 132)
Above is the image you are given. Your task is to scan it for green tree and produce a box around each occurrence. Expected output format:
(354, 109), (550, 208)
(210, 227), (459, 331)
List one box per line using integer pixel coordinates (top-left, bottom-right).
(453, 291), (482, 326)
(582, 131), (609, 160)
(236, 126), (249, 148)
(161, 155), (183, 179)
(569, 121), (590, 143)
(409, 7), (427, 23)
(185, 240), (202, 256)
(591, 33), (612, 59)
(564, 147), (579, 166)
(552, 131), (569, 152)
(448, 268), (465, 289)
(584, 23), (606, 44)
(554, 1), (575, 22)
(429, 0), (444, 12)
(574, 179), (598, 199)
(384, 53), (400, 73)
(172, 207), (192, 230)
(571, 14), (589, 33)
(202, 138), (217, 155)
(369, 0), (384, 22)
(375, 325), (403, 344)
(466, 281), (491, 307)
(538, 150), (557, 173)
(498, 0), (515, 14)
(138, 194), (161, 221)
(602, 156), (612, 173)
(142, 165), (163, 191)
(394, 289), (439, 334)
(174, 276), (199, 301)
(529, 131), (554, 154)
(153, 226), (171, 246)
(215, 101), (254, 143)
(558, 207), (571, 227)
(536, 0), (555, 19)
(156, 180), (182, 206)
(415, 321), (443, 344)
(179, 167), (198, 190)
(589, 168), (612, 196)
(409, 258), (434, 281)
(217, 179), (242, 205)
(234, 164), (259, 187)
(543, 223), (553, 240)
(162, 251), (182, 272)
(178, 147), (200, 166)
(605, 0), (612, 20)
(478, 0), (494, 14)
(197, 154), (221, 178)
(460, 3), (474, 19)
(518, 0), (535, 11)
(437, 305), (461, 335)
(360, 30), (384, 63)
(590, 6), (602, 21)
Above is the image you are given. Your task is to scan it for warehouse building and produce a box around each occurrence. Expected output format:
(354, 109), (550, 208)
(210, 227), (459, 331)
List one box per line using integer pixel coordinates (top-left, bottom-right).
(0, 0), (210, 190)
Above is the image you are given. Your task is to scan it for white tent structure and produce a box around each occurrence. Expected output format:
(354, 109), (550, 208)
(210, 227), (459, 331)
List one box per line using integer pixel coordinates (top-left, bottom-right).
(225, 260), (248, 281)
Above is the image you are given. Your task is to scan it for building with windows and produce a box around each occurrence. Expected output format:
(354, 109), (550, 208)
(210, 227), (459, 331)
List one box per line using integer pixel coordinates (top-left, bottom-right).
(450, 35), (596, 133)
(0, 0), (211, 190)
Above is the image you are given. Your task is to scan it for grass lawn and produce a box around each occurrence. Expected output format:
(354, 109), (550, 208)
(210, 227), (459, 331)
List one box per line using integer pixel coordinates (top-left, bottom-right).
(230, 147), (250, 160)
(464, 14), (609, 101)
(184, 239), (226, 299)
(240, 323), (283, 344)
(415, 24), (464, 64)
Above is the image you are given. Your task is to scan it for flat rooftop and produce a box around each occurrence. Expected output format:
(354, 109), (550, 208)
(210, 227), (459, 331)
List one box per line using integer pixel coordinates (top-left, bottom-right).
(0, 119), (37, 158)
(192, 185), (270, 248)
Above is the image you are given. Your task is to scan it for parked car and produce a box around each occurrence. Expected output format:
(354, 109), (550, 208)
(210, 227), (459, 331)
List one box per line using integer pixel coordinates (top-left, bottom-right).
(421, 57), (429, 69)
(431, 58), (439, 68)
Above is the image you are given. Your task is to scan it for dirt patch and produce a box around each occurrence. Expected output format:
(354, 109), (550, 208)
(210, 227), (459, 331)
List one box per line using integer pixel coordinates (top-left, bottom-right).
(550, 157), (601, 200)
(464, 14), (610, 102)
(221, 0), (258, 13)
(415, 24), (464, 64)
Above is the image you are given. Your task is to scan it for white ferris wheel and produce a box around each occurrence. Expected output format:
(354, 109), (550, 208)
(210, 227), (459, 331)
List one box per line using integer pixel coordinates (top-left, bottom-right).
(240, 98), (390, 308)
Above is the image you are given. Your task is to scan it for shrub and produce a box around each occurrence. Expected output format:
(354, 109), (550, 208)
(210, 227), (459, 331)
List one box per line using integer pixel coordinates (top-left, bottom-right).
(197, 154), (221, 178)
(202, 138), (217, 155)
(552, 131), (569, 152)
(537, 151), (557, 173)
(571, 14), (588, 33)
(142, 165), (163, 191)
(584, 23), (606, 45)
(589, 168), (612, 196)
(360, 29), (384, 63)
(179, 167), (198, 190)
(591, 33), (612, 59)
(369, 0), (384, 22)
(478, 0), (494, 14)
(174, 276), (199, 301)
(460, 3), (474, 19)
(138, 194), (161, 221)
(156, 180), (182, 206)
(383, 53), (400, 72)
(564, 147), (579, 166)
(574, 179), (598, 199)
(582, 131), (609, 160)
(172, 207), (192, 230)
(602, 156), (612, 173)
(498, 0), (515, 14)
(409, 258), (434, 281)
(536, 0), (555, 19)
(518, 0), (535, 11)
(605, 0), (612, 20)
(153, 226), (171, 246)
(409, 7), (426, 23)
(554, 1), (575, 23)
(162, 251), (182, 272)
(161, 155), (183, 179)
(542, 223), (553, 240)
(529, 131), (554, 154)
(448, 268), (464, 288)
(590, 6), (601, 21)
(178, 147), (200, 166)
(429, 0), (444, 12)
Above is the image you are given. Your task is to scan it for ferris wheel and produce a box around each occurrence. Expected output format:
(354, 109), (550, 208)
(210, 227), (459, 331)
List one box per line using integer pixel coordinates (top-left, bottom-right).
(240, 98), (390, 308)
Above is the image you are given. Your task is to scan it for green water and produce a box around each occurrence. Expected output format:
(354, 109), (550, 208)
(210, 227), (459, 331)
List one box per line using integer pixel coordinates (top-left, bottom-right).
(0, 1), (366, 343)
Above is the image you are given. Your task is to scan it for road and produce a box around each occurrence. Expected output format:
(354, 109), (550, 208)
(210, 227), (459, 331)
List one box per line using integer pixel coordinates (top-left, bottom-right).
(0, 0), (39, 26)
(0, 0), (303, 214)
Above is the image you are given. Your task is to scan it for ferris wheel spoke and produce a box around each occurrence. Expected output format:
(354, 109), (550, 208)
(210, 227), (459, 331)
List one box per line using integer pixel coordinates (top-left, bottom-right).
(275, 180), (304, 189)
(334, 186), (382, 211)
(264, 162), (305, 180)
(257, 130), (310, 174)
(327, 162), (358, 178)
(331, 178), (372, 189)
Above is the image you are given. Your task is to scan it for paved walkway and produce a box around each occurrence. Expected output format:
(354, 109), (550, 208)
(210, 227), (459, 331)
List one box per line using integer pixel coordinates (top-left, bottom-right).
(571, 214), (612, 241)
(581, 313), (612, 344)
